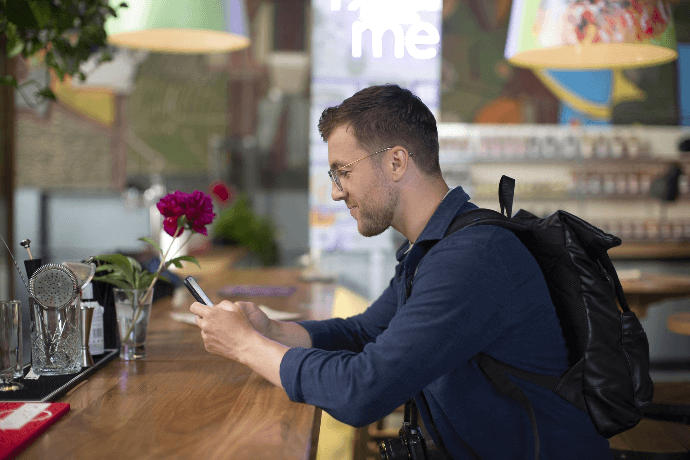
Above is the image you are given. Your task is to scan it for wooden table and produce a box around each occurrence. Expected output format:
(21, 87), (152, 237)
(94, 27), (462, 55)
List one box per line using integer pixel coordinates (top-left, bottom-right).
(18, 258), (337, 460)
(667, 312), (690, 336)
(620, 273), (690, 319)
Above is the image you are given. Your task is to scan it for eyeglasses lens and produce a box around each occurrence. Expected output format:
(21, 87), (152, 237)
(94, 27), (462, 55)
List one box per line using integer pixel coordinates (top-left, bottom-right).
(328, 170), (342, 192)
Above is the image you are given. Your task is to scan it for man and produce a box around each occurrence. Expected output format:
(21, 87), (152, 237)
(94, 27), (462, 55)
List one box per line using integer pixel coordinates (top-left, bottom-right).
(191, 84), (612, 459)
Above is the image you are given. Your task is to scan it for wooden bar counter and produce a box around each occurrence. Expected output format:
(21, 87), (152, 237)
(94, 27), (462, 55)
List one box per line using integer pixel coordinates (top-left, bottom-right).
(19, 253), (336, 460)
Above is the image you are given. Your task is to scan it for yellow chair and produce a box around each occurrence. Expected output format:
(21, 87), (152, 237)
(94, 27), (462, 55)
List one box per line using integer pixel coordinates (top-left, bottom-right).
(316, 287), (369, 460)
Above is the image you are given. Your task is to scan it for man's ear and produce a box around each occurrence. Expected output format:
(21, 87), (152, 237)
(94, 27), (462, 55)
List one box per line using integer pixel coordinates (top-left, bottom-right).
(389, 146), (410, 181)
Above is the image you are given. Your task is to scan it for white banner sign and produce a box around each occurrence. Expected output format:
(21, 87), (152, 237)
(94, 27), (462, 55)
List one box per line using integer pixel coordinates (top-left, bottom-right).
(309, 0), (442, 252)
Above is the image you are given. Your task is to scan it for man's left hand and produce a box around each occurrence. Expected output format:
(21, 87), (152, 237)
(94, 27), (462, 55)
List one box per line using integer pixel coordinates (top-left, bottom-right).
(191, 300), (256, 363)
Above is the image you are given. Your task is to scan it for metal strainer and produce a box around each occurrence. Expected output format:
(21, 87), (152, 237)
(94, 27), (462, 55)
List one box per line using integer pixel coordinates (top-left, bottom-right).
(29, 264), (79, 308)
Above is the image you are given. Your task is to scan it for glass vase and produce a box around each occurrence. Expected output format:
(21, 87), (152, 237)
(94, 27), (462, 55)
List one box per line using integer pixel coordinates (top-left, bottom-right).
(113, 288), (154, 360)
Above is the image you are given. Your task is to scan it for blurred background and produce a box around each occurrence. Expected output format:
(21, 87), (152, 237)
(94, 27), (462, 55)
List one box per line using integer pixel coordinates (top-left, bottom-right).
(1, 0), (690, 374)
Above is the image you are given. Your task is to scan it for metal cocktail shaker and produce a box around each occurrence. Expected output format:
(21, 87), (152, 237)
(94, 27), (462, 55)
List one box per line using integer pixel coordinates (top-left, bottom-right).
(80, 304), (95, 367)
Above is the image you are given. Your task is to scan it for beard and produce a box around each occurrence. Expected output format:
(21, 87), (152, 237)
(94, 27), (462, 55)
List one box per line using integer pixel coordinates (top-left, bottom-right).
(355, 182), (398, 237)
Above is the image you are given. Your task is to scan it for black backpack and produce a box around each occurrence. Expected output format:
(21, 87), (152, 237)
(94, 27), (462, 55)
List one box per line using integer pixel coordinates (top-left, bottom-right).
(412, 176), (654, 459)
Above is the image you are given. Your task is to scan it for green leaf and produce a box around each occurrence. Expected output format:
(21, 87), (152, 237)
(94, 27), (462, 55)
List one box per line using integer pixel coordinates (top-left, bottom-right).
(93, 254), (133, 271)
(0, 76), (18, 86)
(6, 35), (24, 58)
(36, 88), (56, 101)
(92, 275), (133, 290)
(165, 255), (200, 270)
(139, 237), (163, 255)
(137, 272), (157, 290)
(94, 263), (126, 274)
(5, 0), (39, 29)
(47, 54), (66, 81)
(92, 254), (144, 287)
(99, 50), (113, 63)
(28, 1), (51, 29)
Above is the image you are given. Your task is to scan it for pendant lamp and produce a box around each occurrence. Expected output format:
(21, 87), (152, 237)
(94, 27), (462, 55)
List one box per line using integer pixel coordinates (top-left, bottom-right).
(105, 0), (250, 54)
(505, 0), (677, 69)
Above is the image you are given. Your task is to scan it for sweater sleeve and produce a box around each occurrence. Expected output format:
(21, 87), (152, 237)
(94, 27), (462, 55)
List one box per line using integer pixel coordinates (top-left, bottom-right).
(280, 228), (521, 428)
(295, 275), (399, 352)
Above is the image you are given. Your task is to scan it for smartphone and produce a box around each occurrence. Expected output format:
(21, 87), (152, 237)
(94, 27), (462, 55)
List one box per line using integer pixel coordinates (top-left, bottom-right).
(183, 276), (213, 306)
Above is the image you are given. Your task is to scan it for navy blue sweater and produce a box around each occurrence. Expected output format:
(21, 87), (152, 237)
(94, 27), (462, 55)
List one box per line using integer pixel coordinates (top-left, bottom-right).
(280, 186), (612, 459)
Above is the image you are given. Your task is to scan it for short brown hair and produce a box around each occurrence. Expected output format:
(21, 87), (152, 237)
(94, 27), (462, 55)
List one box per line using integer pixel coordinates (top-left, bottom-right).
(318, 84), (442, 178)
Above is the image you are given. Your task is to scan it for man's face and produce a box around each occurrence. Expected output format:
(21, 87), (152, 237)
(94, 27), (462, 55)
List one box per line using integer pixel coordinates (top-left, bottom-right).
(328, 125), (398, 237)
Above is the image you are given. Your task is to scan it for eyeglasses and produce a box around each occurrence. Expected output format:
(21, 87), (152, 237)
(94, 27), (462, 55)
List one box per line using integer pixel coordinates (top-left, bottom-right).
(328, 147), (411, 192)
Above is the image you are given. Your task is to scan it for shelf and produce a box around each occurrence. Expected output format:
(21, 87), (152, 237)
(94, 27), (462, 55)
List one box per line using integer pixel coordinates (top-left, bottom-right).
(467, 157), (670, 166)
(609, 241), (690, 260)
(472, 194), (690, 202)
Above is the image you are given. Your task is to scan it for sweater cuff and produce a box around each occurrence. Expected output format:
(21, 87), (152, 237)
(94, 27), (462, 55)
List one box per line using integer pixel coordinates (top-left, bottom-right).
(296, 320), (336, 349)
(280, 347), (309, 403)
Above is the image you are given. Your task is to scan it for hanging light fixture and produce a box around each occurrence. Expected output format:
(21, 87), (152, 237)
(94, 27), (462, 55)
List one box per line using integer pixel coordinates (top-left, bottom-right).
(505, 0), (677, 69)
(105, 0), (250, 54)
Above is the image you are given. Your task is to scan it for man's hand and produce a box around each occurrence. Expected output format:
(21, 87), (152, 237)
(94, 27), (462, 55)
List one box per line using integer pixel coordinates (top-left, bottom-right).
(190, 300), (288, 389)
(233, 301), (273, 338)
(191, 300), (258, 363)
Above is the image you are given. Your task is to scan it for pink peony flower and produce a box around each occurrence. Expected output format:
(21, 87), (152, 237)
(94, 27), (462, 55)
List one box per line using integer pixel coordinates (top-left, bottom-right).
(157, 190), (215, 237)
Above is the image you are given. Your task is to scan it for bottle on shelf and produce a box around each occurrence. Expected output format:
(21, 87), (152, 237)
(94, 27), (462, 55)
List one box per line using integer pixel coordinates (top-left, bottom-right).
(603, 173), (616, 195)
(627, 136), (641, 159)
(615, 173), (628, 195)
(628, 173), (640, 195)
(594, 136), (610, 159)
(542, 136), (557, 159)
(610, 136), (626, 159)
(639, 173), (652, 195)
(581, 136), (595, 160)
(81, 282), (104, 356)
(587, 173), (602, 195)
(645, 220), (659, 240)
(562, 136), (580, 160)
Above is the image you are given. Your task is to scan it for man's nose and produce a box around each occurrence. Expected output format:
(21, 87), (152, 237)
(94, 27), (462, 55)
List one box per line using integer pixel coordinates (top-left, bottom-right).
(331, 181), (346, 201)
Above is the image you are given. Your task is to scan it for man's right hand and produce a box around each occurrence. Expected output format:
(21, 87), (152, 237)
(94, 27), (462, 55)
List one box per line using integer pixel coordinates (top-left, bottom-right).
(218, 300), (312, 349)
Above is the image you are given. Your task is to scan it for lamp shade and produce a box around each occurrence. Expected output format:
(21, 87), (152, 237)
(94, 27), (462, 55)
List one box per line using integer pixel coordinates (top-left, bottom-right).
(105, 0), (250, 54)
(505, 0), (677, 69)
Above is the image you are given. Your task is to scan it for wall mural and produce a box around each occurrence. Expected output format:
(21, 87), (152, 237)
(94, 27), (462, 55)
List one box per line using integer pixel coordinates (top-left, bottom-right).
(14, 50), (231, 190)
(439, 0), (683, 126)
(11, 0), (688, 191)
(14, 51), (115, 189)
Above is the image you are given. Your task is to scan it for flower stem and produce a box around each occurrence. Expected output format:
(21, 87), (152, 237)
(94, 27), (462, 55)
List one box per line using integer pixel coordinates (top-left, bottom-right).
(123, 225), (185, 340)
(170, 231), (194, 259)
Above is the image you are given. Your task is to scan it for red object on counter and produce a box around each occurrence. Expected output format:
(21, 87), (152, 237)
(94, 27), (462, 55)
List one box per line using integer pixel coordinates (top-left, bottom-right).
(0, 402), (70, 459)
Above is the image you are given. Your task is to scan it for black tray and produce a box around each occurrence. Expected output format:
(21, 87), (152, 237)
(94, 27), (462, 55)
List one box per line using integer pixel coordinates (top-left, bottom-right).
(0, 349), (119, 402)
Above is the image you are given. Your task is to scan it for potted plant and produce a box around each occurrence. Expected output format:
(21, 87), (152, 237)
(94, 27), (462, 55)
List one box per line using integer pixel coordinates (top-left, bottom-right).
(212, 192), (280, 266)
(93, 190), (215, 360)
(0, 0), (128, 102)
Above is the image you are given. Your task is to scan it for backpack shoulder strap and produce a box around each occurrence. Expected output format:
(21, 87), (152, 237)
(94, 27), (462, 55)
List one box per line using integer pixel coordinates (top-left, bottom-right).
(475, 353), (541, 460)
(444, 175), (523, 238)
(499, 175), (515, 218)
